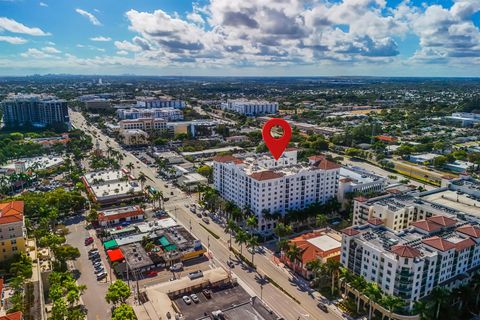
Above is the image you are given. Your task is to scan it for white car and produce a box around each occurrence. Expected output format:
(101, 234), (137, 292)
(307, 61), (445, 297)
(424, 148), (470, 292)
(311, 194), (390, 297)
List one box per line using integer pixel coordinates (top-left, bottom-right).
(182, 295), (192, 305)
(190, 293), (199, 303)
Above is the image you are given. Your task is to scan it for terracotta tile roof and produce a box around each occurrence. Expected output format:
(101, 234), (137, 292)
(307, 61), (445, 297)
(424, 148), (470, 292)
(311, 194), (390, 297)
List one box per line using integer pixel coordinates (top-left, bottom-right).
(455, 238), (476, 252)
(212, 155), (243, 164)
(341, 227), (360, 236)
(411, 220), (442, 232)
(314, 159), (341, 170)
(456, 225), (480, 238)
(249, 170), (284, 181)
(0, 311), (23, 320)
(98, 206), (144, 222)
(427, 216), (457, 227)
(422, 236), (456, 251)
(375, 135), (398, 142)
(391, 245), (421, 258)
(308, 155), (326, 161)
(288, 232), (341, 265)
(354, 196), (369, 202)
(0, 201), (24, 225)
(367, 218), (383, 226)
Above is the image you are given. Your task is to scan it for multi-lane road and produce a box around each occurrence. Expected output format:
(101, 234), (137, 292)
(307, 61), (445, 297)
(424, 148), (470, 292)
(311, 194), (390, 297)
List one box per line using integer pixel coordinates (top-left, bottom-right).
(70, 110), (345, 320)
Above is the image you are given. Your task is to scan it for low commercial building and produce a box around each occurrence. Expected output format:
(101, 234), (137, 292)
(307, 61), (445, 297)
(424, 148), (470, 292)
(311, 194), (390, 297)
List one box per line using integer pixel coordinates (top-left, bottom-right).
(337, 166), (387, 203)
(119, 118), (167, 131)
(341, 214), (480, 310)
(98, 205), (145, 227)
(30, 134), (70, 147)
(446, 112), (480, 127)
(120, 129), (148, 146)
(117, 108), (183, 121)
(181, 146), (243, 159)
(82, 170), (143, 206)
(0, 201), (27, 262)
(281, 230), (342, 278)
(221, 99), (278, 116)
(445, 160), (474, 173)
(136, 97), (185, 109)
(1, 156), (64, 174)
(177, 173), (208, 191)
(409, 153), (439, 164)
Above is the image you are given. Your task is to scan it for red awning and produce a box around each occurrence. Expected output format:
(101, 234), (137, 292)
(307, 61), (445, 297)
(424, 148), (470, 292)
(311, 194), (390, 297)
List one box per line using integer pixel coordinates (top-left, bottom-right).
(107, 249), (124, 262)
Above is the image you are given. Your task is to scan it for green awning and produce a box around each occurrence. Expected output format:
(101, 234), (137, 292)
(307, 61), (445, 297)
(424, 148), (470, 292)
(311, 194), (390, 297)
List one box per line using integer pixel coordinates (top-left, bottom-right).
(103, 239), (118, 250)
(158, 236), (170, 247)
(164, 244), (177, 252)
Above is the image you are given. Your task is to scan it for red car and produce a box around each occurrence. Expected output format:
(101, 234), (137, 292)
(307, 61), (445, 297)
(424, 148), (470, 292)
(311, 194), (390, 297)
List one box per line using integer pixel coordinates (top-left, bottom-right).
(146, 271), (158, 278)
(84, 237), (94, 245)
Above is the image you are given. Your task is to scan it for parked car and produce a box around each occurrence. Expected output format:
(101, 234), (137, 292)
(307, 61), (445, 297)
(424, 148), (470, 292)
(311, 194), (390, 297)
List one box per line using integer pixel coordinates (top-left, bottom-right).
(202, 289), (211, 299)
(170, 263), (183, 272)
(89, 253), (100, 260)
(190, 294), (199, 303)
(94, 266), (104, 274)
(84, 237), (94, 245)
(93, 261), (102, 268)
(182, 296), (192, 305)
(146, 270), (158, 278)
(96, 272), (107, 281)
(317, 303), (328, 313)
(227, 260), (235, 268)
(202, 217), (210, 224)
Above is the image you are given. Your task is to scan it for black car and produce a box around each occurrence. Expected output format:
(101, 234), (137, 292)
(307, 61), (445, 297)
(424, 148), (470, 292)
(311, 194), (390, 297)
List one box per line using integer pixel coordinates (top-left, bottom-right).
(317, 303), (328, 313)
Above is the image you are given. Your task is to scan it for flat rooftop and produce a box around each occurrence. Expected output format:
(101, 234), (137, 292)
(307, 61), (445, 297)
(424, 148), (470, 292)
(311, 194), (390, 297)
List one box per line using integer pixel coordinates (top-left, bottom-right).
(101, 205), (140, 217)
(90, 181), (142, 200)
(421, 190), (480, 217)
(2, 156), (64, 170)
(83, 170), (126, 185)
(121, 242), (153, 270)
(340, 166), (386, 185)
(307, 234), (341, 252)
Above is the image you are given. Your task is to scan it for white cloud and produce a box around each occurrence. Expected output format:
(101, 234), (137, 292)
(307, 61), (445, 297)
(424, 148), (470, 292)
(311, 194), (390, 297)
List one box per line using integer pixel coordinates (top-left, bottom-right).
(76, 44), (85, 48)
(41, 46), (61, 54)
(46, 41), (55, 46)
(75, 9), (102, 26)
(21, 48), (53, 59)
(39, 2), (47, 7)
(114, 40), (142, 52)
(0, 35), (27, 44)
(90, 36), (111, 42)
(116, 50), (129, 55)
(0, 17), (50, 36)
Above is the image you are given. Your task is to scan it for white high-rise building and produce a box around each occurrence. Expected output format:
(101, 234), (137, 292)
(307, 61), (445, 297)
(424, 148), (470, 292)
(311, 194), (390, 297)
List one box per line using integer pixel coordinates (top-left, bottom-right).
(341, 215), (480, 310)
(213, 151), (340, 233)
(221, 99), (278, 116)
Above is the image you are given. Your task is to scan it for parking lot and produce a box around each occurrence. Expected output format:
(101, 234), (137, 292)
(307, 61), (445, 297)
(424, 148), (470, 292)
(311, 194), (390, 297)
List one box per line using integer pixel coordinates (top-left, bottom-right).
(174, 284), (251, 320)
(138, 255), (212, 287)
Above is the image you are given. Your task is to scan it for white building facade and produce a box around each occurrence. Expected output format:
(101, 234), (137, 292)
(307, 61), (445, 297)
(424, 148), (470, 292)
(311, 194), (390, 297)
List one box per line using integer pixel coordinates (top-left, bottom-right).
(117, 108), (183, 121)
(221, 99), (278, 116)
(136, 98), (185, 109)
(213, 151), (340, 233)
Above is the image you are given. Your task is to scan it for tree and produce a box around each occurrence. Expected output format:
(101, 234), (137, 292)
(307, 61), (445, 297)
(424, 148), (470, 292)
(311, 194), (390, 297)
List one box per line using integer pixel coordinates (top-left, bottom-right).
(106, 280), (132, 307)
(246, 215), (258, 236)
(196, 165), (213, 181)
(364, 283), (381, 320)
(126, 162), (135, 174)
(430, 287), (450, 319)
(306, 258), (322, 285)
(247, 235), (259, 265)
(351, 275), (367, 312)
(137, 172), (147, 192)
(286, 243), (303, 273)
(112, 303), (137, 320)
(380, 294), (405, 320)
(235, 230), (249, 256)
(273, 223), (292, 252)
(433, 155), (448, 168)
(53, 245), (80, 271)
(413, 300), (432, 320)
(224, 219), (237, 249)
(315, 214), (328, 229)
(9, 252), (33, 279)
(325, 259), (340, 296)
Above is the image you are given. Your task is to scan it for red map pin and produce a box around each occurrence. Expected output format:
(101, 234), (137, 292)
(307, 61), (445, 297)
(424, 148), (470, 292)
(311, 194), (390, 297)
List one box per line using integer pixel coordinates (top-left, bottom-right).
(262, 118), (292, 160)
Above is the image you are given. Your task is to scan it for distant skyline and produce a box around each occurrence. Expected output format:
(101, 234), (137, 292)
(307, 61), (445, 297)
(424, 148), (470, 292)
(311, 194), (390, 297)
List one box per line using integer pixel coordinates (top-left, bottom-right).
(0, 0), (479, 77)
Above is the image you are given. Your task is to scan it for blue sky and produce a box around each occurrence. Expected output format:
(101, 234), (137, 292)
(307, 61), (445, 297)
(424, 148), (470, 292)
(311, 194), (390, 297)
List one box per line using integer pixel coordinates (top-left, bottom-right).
(0, 0), (479, 76)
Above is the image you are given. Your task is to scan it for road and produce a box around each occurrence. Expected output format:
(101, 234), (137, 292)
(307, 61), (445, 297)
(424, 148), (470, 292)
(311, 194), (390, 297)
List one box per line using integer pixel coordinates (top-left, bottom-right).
(70, 110), (344, 320)
(64, 215), (111, 320)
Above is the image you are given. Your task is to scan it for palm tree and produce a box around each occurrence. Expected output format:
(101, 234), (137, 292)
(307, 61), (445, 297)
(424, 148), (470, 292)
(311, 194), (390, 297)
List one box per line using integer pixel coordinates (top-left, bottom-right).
(126, 162), (134, 174)
(351, 275), (367, 312)
(413, 300), (432, 320)
(315, 214), (328, 230)
(381, 295), (405, 320)
(430, 287), (450, 320)
(224, 201), (236, 220)
(273, 223), (292, 252)
(247, 235), (259, 265)
(364, 282), (382, 320)
(137, 172), (147, 192)
(306, 258), (322, 284)
(471, 272), (480, 310)
(246, 215), (258, 236)
(338, 267), (354, 296)
(325, 259), (341, 296)
(286, 243), (303, 274)
(224, 219), (237, 249)
(235, 230), (249, 256)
